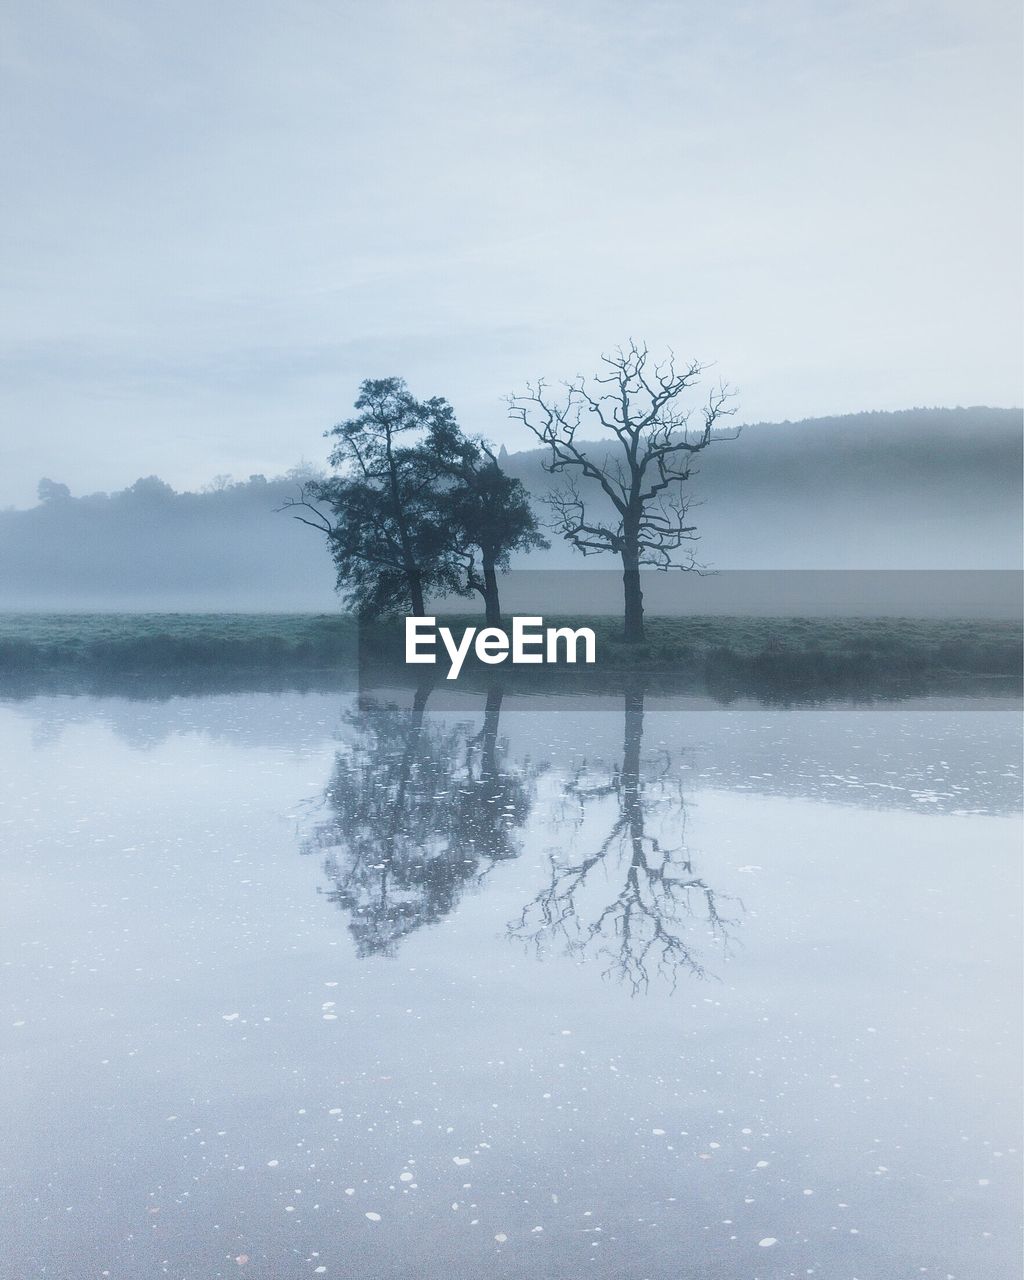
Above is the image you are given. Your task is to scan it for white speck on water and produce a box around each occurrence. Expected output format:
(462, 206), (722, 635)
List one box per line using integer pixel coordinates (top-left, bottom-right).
(400, 1172), (413, 1182)
(365, 1211), (381, 1221)
(758, 1237), (778, 1247)
(652, 1128), (665, 1136)
(756, 1160), (769, 1168)
(494, 1233), (507, 1242)
(267, 1160), (279, 1168)
(453, 1157), (471, 1166)
(344, 1188), (354, 1196)
(221, 1013), (239, 1021)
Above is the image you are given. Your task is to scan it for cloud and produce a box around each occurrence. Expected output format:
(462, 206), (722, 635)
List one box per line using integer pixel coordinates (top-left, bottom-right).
(0, 0), (1020, 504)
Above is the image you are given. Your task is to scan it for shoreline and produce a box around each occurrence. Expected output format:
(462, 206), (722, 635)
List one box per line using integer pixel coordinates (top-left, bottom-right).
(1, 612), (1019, 704)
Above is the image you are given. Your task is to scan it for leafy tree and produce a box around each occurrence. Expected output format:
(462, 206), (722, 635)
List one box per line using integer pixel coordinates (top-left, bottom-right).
(509, 341), (737, 641)
(125, 475), (176, 501)
(37, 478), (71, 503)
(284, 378), (547, 621)
(283, 378), (466, 617)
(428, 424), (548, 626)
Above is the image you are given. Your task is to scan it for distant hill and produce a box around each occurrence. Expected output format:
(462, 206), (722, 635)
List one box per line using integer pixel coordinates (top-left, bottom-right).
(0, 472), (335, 611)
(0, 407), (1019, 610)
(501, 407), (1023, 571)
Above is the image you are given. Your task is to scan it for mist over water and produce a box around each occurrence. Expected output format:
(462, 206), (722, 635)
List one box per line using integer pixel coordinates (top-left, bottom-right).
(1, 409), (1020, 611)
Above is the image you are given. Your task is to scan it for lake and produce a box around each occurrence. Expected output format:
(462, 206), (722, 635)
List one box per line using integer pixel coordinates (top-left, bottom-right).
(1, 682), (1020, 1279)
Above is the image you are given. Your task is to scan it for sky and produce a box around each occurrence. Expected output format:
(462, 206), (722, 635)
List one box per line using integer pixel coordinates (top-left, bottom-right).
(1, 0), (1021, 507)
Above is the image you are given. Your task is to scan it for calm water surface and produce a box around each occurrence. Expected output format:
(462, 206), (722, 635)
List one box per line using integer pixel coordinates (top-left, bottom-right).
(1, 685), (1020, 1280)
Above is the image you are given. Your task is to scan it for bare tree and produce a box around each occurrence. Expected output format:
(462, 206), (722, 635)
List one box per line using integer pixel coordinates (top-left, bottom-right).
(509, 683), (738, 994)
(509, 341), (737, 641)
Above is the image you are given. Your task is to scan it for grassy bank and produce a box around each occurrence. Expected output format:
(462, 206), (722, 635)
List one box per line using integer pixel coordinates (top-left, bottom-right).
(362, 614), (1022, 702)
(0, 612), (361, 673)
(0, 612), (1019, 703)
(416, 614), (1022, 674)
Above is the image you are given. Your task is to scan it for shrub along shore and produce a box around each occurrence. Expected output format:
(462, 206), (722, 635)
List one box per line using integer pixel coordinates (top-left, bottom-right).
(0, 612), (1019, 702)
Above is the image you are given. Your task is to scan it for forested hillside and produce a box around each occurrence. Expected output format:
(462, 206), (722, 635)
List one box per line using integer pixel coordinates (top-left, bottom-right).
(1, 408), (1019, 610)
(501, 407), (1023, 570)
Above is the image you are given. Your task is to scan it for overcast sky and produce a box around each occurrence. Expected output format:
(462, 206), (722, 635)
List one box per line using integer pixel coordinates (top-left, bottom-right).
(1, 0), (1020, 507)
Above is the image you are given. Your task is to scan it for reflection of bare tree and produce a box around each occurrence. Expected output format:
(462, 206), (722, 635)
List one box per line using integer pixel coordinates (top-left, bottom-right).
(511, 683), (737, 993)
(305, 684), (534, 956)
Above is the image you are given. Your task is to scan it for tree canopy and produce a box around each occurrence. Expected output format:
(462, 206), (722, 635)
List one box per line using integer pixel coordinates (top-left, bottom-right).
(285, 378), (465, 616)
(429, 424), (548, 624)
(285, 376), (545, 621)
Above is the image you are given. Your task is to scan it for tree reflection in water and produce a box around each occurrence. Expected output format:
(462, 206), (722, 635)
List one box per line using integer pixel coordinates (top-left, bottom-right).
(304, 684), (535, 956)
(306, 680), (736, 991)
(510, 683), (737, 993)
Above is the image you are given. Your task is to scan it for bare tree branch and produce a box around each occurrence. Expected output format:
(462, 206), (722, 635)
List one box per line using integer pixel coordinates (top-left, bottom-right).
(509, 342), (738, 640)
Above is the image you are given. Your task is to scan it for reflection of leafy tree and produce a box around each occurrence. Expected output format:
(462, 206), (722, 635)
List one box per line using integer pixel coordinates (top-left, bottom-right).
(511, 684), (736, 993)
(305, 685), (534, 956)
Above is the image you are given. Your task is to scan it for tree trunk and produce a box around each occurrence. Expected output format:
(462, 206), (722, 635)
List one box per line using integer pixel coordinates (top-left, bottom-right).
(384, 426), (426, 618)
(479, 685), (504, 787)
(621, 682), (643, 786)
(408, 571), (426, 617)
(621, 549), (644, 643)
(622, 684), (645, 875)
(482, 555), (502, 627)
